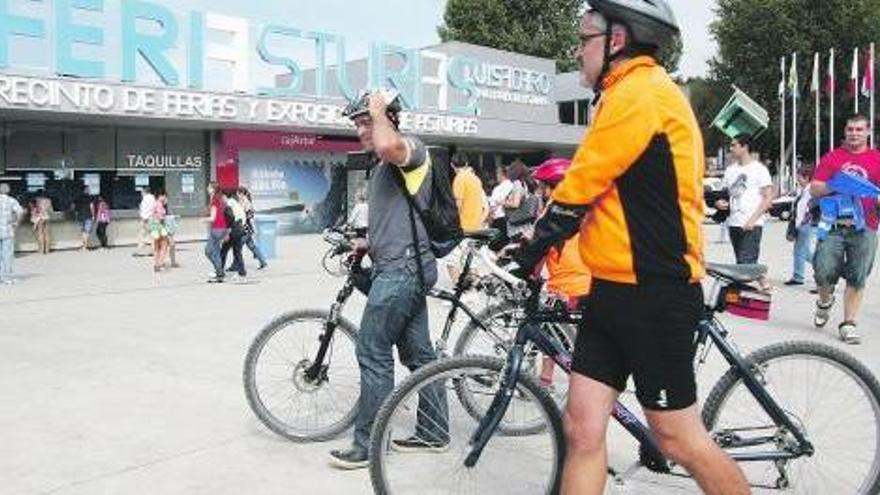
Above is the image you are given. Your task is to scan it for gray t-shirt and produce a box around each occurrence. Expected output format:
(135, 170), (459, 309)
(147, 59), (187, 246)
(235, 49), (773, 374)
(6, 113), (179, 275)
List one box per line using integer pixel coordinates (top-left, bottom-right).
(367, 135), (437, 277)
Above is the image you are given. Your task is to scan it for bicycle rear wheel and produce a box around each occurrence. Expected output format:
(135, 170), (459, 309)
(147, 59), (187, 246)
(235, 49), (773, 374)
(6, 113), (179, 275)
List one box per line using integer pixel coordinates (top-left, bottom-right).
(243, 309), (359, 442)
(370, 355), (564, 495)
(702, 340), (880, 493)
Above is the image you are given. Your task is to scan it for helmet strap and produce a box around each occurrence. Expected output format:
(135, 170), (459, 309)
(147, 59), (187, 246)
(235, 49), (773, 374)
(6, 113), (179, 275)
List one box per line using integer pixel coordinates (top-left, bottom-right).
(591, 22), (630, 107)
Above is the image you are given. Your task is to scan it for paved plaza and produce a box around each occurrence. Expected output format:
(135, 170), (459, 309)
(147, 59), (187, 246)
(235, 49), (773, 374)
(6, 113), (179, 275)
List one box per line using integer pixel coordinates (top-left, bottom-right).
(2, 220), (879, 494)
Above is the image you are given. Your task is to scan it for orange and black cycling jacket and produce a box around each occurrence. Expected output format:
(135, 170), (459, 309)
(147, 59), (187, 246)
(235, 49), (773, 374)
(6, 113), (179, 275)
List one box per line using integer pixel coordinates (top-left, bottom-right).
(552, 56), (705, 285)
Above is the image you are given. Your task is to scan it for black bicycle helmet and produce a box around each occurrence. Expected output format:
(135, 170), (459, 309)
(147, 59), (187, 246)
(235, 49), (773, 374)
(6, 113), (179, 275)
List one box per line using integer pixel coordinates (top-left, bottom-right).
(341, 89), (403, 120)
(587, 0), (679, 48)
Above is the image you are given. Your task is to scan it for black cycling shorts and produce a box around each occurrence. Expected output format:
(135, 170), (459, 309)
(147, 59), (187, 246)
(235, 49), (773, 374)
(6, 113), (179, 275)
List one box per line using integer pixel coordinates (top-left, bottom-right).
(572, 279), (703, 411)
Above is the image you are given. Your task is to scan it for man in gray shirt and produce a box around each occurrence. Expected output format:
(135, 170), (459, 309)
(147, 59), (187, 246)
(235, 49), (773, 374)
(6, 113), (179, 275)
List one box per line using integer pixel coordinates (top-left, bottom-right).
(329, 90), (447, 469)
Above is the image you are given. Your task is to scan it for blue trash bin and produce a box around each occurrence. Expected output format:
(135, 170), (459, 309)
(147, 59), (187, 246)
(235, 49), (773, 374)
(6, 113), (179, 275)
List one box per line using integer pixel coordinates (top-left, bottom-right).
(255, 216), (278, 260)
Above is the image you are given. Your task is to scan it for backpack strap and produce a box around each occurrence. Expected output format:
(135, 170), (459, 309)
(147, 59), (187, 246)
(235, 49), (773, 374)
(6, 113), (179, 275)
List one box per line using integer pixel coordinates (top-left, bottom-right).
(390, 166), (428, 291)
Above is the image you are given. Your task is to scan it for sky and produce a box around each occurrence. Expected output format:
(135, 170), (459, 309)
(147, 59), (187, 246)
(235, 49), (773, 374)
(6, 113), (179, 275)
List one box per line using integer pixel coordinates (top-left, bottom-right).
(6, 0), (718, 88)
(186, 0), (721, 79)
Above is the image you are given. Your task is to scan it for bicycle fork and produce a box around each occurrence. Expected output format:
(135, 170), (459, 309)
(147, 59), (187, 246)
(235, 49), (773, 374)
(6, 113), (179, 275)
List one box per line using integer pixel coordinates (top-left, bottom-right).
(463, 320), (553, 468)
(464, 343), (526, 468)
(304, 283), (353, 382)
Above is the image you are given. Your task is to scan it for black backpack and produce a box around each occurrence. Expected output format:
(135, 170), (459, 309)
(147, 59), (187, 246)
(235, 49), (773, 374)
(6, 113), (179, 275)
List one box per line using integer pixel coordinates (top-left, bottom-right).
(393, 147), (463, 259)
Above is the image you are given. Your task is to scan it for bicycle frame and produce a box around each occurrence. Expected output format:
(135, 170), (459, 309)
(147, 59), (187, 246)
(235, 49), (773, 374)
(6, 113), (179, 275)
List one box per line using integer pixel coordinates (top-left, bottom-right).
(464, 279), (815, 471)
(306, 237), (507, 380)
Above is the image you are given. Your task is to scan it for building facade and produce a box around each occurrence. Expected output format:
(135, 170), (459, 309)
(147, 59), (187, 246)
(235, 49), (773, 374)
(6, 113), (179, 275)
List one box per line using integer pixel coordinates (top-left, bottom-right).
(0, 0), (589, 247)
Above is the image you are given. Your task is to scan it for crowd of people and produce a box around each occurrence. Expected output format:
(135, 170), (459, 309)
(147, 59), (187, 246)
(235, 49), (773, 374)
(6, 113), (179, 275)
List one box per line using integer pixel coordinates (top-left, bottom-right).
(203, 183), (268, 284)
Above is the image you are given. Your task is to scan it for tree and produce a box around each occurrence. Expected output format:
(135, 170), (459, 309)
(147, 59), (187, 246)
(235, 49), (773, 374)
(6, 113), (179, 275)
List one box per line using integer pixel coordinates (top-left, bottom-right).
(709, 0), (880, 165)
(438, 0), (682, 73)
(684, 76), (730, 159)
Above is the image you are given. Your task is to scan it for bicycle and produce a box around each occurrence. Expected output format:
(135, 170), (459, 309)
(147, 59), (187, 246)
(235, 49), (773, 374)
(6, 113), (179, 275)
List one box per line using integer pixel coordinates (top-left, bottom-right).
(369, 262), (880, 494)
(242, 227), (567, 442)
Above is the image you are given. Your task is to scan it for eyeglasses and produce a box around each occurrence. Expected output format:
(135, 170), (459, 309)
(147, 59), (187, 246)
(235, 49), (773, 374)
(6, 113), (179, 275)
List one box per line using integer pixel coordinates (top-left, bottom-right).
(578, 32), (606, 45)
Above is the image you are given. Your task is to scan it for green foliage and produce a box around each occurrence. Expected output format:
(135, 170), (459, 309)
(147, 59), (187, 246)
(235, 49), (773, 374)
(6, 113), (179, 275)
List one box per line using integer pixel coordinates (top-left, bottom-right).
(685, 77), (731, 159)
(709, 0), (880, 163)
(438, 0), (682, 73)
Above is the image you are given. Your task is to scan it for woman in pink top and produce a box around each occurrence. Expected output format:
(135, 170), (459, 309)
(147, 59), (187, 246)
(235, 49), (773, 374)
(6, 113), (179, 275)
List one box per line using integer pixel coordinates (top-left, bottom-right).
(150, 193), (170, 273)
(93, 195), (112, 249)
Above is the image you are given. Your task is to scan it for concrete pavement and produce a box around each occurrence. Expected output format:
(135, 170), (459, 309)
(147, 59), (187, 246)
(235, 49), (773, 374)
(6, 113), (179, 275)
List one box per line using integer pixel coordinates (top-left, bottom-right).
(1, 220), (878, 494)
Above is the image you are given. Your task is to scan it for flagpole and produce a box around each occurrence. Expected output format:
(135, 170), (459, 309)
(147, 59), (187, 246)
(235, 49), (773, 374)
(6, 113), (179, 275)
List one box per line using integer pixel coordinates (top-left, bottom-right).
(866, 41), (874, 148)
(855, 47), (860, 114)
(830, 48), (835, 152)
(814, 52), (820, 163)
(780, 55), (786, 193)
(791, 52), (798, 194)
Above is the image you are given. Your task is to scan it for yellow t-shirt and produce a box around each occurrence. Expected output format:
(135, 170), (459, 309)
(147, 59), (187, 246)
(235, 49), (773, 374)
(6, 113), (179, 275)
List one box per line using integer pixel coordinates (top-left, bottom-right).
(452, 168), (485, 231)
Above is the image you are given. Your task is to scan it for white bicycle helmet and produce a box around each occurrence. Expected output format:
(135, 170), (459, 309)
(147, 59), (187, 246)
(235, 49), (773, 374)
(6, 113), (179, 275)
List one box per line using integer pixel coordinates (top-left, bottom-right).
(587, 0), (680, 48)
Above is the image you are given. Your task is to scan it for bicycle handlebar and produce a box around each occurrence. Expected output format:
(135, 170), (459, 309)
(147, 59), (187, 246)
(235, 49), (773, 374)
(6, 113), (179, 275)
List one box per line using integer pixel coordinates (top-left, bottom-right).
(475, 245), (528, 290)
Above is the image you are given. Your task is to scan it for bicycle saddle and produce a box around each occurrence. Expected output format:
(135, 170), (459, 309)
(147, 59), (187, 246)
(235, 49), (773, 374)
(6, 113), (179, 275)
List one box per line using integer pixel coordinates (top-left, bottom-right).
(706, 263), (767, 283)
(462, 228), (499, 243)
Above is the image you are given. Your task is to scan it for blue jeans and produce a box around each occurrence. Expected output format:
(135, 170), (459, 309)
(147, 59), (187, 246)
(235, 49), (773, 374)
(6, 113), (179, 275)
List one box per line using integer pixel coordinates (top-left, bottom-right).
(204, 229), (228, 278)
(791, 225), (815, 283)
(352, 261), (447, 451)
(0, 236), (13, 282)
(242, 233), (266, 266)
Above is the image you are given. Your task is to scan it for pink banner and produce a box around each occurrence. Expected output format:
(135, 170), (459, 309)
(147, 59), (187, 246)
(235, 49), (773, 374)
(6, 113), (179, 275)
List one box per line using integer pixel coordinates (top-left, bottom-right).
(216, 130), (362, 187)
(221, 130), (361, 153)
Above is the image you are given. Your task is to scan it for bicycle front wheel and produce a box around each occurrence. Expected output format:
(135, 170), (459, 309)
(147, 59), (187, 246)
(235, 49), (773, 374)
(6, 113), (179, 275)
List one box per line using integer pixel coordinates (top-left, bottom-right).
(702, 340), (880, 493)
(243, 309), (360, 442)
(454, 302), (575, 435)
(369, 355), (564, 495)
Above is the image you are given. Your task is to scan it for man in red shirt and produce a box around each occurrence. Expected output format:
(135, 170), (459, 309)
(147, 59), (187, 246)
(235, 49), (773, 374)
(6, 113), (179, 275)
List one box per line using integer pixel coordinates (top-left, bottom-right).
(811, 114), (880, 343)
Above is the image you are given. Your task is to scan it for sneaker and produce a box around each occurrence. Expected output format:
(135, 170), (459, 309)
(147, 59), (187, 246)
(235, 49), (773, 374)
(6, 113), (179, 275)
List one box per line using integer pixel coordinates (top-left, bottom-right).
(839, 321), (861, 345)
(329, 448), (369, 470)
(390, 435), (449, 453)
(783, 279), (804, 286)
(813, 296), (835, 328)
(207, 276), (225, 284)
(258, 262), (268, 270)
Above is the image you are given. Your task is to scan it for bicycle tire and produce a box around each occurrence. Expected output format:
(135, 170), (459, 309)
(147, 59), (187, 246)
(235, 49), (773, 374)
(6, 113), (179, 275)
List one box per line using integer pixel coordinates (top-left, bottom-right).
(702, 340), (880, 493)
(453, 302), (574, 436)
(369, 355), (564, 495)
(243, 309), (360, 442)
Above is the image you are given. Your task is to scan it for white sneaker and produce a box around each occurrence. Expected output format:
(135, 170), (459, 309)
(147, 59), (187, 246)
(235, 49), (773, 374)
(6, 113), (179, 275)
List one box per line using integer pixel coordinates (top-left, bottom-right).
(839, 321), (861, 345)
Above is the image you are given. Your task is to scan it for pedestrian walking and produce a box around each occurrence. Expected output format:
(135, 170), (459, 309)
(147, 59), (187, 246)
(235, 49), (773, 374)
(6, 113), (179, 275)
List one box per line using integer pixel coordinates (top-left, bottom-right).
(811, 114), (880, 344)
(237, 187), (267, 270)
(716, 134), (774, 290)
(347, 189), (369, 238)
(329, 89), (447, 469)
(785, 167), (816, 286)
(74, 186), (94, 251)
(135, 188), (156, 257)
(204, 184), (229, 283)
(93, 195), (112, 249)
(220, 190), (248, 279)
(150, 192), (170, 273)
(31, 190), (52, 254)
(0, 183), (24, 284)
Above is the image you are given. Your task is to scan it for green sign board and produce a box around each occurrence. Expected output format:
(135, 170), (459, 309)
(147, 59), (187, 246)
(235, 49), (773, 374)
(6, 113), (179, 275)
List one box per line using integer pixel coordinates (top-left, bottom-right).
(711, 86), (769, 139)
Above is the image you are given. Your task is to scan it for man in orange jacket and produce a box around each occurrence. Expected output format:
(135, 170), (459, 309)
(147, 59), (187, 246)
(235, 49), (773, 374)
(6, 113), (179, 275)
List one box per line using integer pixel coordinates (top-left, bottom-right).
(514, 2), (748, 494)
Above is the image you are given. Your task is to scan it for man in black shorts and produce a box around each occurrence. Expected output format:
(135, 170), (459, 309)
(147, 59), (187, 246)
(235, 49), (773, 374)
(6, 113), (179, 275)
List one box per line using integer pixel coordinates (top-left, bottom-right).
(514, 1), (748, 493)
